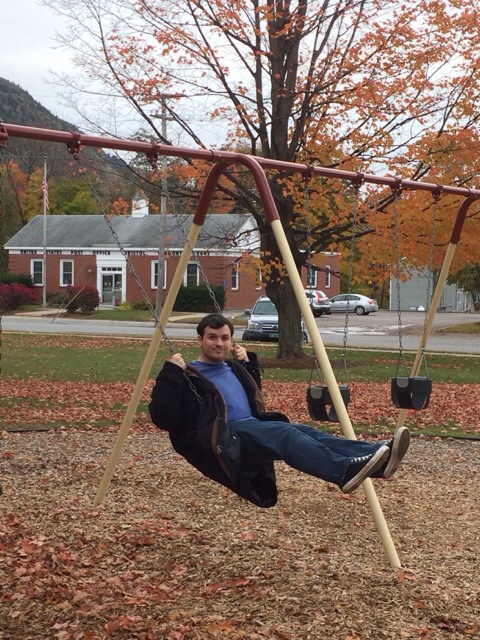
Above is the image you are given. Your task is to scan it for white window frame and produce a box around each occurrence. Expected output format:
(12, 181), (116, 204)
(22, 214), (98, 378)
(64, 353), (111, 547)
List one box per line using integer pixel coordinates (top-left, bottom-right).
(31, 259), (43, 286)
(60, 260), (74, 287)
(306, 266), (317, 288)
(231, 264), (239, 290)
(325, 264), (331, 289)
(184, 262), (199, 286)
(255, 268), (263, 290)
(151, 259), (167, 290)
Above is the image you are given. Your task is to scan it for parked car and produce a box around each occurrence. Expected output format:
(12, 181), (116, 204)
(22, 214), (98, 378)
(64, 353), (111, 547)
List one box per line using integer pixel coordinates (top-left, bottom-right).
(304, 289), (331, 317)
(328, 293), (378, 315)
(243, 296), (308, 342)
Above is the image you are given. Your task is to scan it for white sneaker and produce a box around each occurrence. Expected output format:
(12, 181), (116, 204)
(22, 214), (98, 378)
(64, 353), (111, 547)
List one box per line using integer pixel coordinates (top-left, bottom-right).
(383, 426), (410, 479)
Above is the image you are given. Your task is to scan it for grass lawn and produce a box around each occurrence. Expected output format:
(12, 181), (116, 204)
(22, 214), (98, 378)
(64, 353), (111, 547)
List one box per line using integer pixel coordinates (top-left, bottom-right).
(2, 332), (480, 384)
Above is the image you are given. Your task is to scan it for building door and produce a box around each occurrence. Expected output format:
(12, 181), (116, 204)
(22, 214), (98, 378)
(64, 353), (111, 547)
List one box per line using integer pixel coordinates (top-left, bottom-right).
(102, 273), (122, 304)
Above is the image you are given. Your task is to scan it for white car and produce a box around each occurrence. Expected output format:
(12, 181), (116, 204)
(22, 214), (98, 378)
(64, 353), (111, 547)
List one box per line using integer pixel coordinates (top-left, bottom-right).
(304, 289), (331, 317)
(328, 293), (378, 315)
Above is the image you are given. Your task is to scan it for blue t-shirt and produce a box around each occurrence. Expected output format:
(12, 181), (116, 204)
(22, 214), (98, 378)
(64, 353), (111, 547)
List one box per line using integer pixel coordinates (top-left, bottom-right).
(189, 360), (253, 422)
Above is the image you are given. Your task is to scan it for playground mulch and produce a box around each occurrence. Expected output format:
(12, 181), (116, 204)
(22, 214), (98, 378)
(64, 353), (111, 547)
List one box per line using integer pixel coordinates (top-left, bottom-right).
(1, 427), (479, 640)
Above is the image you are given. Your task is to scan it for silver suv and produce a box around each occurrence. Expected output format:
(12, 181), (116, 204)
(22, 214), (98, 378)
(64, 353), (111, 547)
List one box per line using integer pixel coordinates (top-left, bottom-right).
(242, 296), (307, 342)
(305, 289), (331, 317)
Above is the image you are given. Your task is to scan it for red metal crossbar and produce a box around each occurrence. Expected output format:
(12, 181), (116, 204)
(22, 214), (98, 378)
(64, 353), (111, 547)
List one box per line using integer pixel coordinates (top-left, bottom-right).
(1, 122), (480, 239)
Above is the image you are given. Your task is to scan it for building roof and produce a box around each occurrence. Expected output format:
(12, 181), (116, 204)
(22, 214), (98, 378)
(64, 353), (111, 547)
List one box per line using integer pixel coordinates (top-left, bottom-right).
(5, 213), (259, 252)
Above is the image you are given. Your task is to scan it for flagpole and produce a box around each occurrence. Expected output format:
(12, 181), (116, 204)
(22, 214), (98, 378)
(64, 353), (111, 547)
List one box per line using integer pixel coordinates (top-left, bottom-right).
(42, 157), (47, 308)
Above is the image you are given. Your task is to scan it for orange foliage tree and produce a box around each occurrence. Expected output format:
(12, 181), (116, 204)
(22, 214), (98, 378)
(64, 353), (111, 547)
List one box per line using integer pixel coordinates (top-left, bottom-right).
(2, 161), (43, 228)
(47, 0), (480, 357)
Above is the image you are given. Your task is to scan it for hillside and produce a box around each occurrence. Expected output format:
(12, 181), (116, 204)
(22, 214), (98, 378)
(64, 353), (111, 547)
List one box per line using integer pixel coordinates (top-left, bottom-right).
(0, 77), (124, 178)
(0, 77), (77, 130)
(0, 77), (133, 250)
(0, 76), (86, 178)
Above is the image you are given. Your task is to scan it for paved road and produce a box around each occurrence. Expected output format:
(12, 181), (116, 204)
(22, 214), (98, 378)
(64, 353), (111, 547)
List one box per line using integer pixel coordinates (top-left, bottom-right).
(2, 310), (480, 354)
(310, 310), (480, 354)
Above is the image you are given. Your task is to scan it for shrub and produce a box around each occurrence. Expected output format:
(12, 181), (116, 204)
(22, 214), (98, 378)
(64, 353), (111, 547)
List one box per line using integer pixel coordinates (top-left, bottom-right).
(0, 283), (39, 311)
(131, 298), (154, 311)
(65, 284), (100, 314)
(0, 273), (34, 287)
(47, 292), (69, 307)
(173, 285), (225, 312)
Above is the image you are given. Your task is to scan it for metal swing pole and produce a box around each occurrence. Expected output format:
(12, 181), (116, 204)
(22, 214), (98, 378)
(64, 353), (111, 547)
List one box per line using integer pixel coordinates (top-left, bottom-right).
(241, 156), (402, 568)
(395, 195), (480, 429)
(95, 162), (230, 504)
(94, 222), (200, 504)
(271, 218), (401, 568)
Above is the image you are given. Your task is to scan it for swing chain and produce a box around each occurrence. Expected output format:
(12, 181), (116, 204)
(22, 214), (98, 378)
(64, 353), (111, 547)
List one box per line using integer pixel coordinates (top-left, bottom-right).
(144, 152), (226, 400)
(72, 155), (176, 356)
(303, 168), (314, 261)
(421, 187), (441, 359)
(303, 171), (328, 383)
(414, 187), (441, 379)
(146, 151), (222, 316)
(74, 154), (207, 405)
(0, 144), (5, 378)
(392, 180), (408, 374)
(342, 176), (363, 362)
(157, 173), (229, 401)
(161, 187), (223, 315)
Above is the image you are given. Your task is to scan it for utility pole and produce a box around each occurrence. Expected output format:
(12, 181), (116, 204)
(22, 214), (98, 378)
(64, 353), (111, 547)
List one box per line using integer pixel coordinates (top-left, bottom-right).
(153, 97), (174, 318)
(42, 156), (48, 308)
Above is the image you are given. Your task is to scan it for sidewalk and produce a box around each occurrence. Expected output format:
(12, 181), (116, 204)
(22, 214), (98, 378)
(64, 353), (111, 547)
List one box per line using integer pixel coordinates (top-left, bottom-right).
(14, 309), (246, 323)
(14, 309), (67, 318)
(168, 310), (245, 323)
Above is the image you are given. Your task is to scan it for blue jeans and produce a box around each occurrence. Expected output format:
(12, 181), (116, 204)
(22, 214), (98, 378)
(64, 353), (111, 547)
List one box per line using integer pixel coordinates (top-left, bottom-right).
(228, 418), (384, 487)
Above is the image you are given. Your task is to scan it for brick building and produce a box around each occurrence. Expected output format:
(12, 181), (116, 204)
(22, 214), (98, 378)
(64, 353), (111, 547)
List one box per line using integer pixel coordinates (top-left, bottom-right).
(5, 212), (340, 310)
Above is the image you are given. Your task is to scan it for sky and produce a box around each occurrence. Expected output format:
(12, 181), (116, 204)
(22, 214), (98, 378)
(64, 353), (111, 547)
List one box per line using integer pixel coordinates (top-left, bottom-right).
(0, 0), (230, 146)
(0, 0), (79, 125)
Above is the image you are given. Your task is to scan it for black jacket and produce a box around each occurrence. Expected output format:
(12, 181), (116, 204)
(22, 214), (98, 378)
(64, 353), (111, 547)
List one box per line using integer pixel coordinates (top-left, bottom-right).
(149, 353), (288, 508)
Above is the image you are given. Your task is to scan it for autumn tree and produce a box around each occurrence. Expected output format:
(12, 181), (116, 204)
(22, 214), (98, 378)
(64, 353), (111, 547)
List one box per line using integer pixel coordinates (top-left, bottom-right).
(448, 265), (480, 311)
(352, 126), (480, 306)
(51, 175), (101, 215)
(0, 161), (43, 230)
(46, 0), (480, 357)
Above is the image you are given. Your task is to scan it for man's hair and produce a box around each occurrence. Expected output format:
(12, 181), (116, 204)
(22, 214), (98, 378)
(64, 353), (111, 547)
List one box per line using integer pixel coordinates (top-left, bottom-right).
(196, 313), (234, 337)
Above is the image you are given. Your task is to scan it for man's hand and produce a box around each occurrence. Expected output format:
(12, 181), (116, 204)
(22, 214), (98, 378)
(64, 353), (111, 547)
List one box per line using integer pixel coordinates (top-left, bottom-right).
(231, 344), (249, 362)
(168, 353), (187, 370)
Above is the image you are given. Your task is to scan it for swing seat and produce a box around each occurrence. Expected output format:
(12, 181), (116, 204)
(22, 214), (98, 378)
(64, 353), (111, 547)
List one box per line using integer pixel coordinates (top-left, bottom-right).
(307, 385), (351, 422)
(390, 376), (432, 410)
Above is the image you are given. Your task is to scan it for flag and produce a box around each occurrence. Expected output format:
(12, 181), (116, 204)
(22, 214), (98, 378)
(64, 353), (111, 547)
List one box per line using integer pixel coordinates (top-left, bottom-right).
(42, 178), (49, 211)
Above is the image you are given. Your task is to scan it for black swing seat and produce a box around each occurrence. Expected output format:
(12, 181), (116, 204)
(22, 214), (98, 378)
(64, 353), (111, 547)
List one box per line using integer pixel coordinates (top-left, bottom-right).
(391, 376), (432, 410)
(307, 385), (351, 422)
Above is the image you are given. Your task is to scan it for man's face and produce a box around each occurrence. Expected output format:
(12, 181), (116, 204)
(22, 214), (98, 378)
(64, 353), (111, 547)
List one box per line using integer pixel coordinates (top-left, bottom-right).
(197, 325), (233, 364)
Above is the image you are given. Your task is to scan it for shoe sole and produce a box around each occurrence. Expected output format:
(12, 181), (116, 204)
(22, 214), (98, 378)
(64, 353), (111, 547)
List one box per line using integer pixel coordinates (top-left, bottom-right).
(342, 445), (390, 494)
(383, 426), (410, 479)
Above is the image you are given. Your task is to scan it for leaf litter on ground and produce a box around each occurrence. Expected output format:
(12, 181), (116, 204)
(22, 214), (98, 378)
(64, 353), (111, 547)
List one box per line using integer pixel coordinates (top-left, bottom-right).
(1, 424), (480, 639)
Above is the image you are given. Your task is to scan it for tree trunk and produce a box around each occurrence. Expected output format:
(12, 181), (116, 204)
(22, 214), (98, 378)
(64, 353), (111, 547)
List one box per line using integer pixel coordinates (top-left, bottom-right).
(262, 179), (305, 359)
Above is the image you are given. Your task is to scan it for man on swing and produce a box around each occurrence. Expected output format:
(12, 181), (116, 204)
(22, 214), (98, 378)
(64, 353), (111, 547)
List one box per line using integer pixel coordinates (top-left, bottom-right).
(149, 313), (410, 508)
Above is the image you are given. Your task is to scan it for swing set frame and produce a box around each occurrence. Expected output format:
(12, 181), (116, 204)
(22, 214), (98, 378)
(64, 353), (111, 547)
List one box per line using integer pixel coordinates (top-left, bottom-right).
(2, 122), (480, 569)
